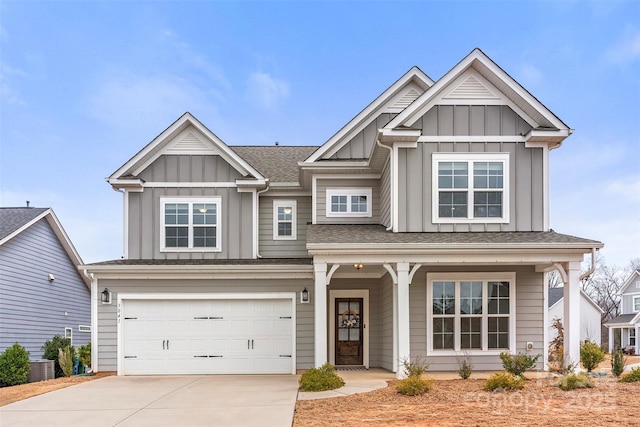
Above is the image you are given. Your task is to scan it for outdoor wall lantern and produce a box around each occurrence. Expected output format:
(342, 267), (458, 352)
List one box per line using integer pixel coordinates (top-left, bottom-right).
(101, 288), (111, 304)
(301, 287), (309, 303)
(353, 263), (364, 270)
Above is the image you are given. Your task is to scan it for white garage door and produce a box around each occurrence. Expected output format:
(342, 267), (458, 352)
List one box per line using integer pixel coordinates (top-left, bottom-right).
(121, 298), (294, 375)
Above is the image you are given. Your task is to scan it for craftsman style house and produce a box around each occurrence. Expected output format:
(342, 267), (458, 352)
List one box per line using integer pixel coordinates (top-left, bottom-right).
(606, 270), (640, 354)
(83, 49), (602, 377)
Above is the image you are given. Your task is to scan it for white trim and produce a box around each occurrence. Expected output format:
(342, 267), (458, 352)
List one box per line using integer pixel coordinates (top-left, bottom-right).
(65, 327), (73, 345)
(90, 276), (98, 371)
(634, 296), (640, 313)
(312, 176), (317, 224)
(116, 292), (297, 376)
(160, 197), (222, 253)
(326, 188), (372, 218)
(273, 200), (297, 240)
(426, 272), (516, 356)
(417, 135), (526, 143)
(79, 325), (91, 333)
(252, 188), (258, 258)
(122, 190), (129, 259)
(329, 289), (370, 368)
(543, 272), (549, 370)
(392, 144), (399, 232)
(143, 182), (238, 188)
(431, 152), (510, 224)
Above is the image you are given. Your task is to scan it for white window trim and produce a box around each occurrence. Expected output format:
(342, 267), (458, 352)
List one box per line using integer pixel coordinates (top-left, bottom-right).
(160, 197), (222, 252)
(326, 188), (372, 218)
(633, 296), (640, 312)
(431, 153), (510, 224)
(426, 272), (516, 356)
(78, 325), (91, 333)
(273, 200), (297, 240)
(64, 327), (73, 345)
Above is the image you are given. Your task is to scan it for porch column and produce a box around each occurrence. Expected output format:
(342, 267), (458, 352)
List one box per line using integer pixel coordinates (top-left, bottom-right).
(608, 326), (614, 353)
(314, 262), (328, 368)
(397, 262), (410, 379)
(563, 262), (581, 368)
(636, 326), (639, 354)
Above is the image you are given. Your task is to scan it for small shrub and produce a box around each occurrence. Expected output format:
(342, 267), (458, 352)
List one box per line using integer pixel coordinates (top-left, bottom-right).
(0, 343), (31, 386)
(58, 347), (74, 377)
(483, 372), (524, 391)
(299, 363), (345, 392)
(77, 342), (91, 369)
(619, 366), (640, 383)
(580, 340), (605, 372)
(499, 352), (540, 377)
(396, 375), (433, 396)
(557, 372), (594, 391)
(611, 350), (627, 378)
(42, 335), (73, 378)
(457, 357), (473, 379)
(401, 356), (429, 378)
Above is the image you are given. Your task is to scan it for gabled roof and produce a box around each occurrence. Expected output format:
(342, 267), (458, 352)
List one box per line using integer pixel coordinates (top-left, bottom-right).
(0, 207), (89, 287)
(605, 312), (640, 327)
(109, 112), (266, 185)
(304, 66), (433, 162)
(620, 269), (640, 296)
(384, 48), (571, 148)
(548, 287), (604, 314)
(231, 146), (318, 184)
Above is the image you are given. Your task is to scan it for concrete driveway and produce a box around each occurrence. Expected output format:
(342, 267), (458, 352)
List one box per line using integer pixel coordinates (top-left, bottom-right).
(0, 375), (299, 427)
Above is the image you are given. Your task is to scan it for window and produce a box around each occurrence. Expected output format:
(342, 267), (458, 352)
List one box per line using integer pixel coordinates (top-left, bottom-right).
(432, 153), (509, 223)
(427, 272), (516, 355)
(64, 327), (73, 345)
(161, 198), (221, 252)
(79, 325), (91, 333)
(634, 296), (640, 312)
(273, 200), (297, 240)
(630, 329), (636, 347)
(326, 188), (372, 217)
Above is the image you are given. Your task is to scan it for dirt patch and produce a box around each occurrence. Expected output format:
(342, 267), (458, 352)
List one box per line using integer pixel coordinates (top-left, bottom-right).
(0, 372), (114, 407)
(294, 376), (640, 426)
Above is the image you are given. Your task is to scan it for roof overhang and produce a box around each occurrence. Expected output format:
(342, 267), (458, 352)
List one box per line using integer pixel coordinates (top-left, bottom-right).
(605, 312), (640, 328)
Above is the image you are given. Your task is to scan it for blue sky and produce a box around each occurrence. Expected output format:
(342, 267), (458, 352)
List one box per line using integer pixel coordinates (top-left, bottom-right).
(1, 1), (638, 268)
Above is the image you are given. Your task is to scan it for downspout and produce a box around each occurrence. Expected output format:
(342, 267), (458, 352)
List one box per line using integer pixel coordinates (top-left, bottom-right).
(580, 248), (598, 281)
(255, 181), (271, 258)
(112, 187), (126, 259)
(376, 135), (393, 231)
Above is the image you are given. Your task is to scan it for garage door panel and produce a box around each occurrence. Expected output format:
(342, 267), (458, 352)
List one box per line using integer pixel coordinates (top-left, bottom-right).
(122, 298), (293, 375)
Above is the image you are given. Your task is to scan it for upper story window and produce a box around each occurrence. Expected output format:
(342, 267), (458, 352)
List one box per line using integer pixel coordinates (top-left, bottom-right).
(161, 197), (221, 252)
(273, 200), (297, 240)
(432, 153), (509, 224)
(634, 296), (640, 312)
(326, 188), (372, 218)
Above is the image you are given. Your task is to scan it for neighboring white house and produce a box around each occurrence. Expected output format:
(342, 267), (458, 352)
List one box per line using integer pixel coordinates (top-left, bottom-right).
(548, 287), (603, 347)
(605, 270), (640, 354)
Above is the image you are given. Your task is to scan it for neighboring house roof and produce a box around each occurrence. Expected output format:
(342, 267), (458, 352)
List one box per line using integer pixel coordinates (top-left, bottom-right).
(548, 287), (604, 314)
(306, 224), (603, 248)
(230, 146), (318, 184)
(605, 313), (640, 327)
(620, 269), (640, 295)
(0, 207), (89, 287)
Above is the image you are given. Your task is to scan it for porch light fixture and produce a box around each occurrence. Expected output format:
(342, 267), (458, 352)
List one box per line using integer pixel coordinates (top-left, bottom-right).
(301, 287), (309, 303)
(198, 207), (208, 213)
(283, 207), (292, 215)
(101, 288), (111, 304)
(353, 263), (364, 270)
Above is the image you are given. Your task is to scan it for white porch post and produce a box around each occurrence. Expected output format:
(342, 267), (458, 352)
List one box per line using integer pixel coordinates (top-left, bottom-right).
(314, 262), (328, 368)
(608, 327), (614, 353)
(563, 262), (581, 368)
(636, 326), (639, 354)
(396, 262), (410, 379)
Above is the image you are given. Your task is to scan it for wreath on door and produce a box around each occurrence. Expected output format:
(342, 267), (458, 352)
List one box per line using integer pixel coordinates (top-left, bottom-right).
(341, 309), (359, 328)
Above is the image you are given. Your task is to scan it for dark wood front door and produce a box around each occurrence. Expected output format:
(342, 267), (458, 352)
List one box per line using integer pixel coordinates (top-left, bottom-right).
(335, 298), (364, 365)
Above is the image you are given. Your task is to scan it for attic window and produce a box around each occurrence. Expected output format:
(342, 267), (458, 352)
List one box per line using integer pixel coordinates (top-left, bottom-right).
(160, 197), (221, 252)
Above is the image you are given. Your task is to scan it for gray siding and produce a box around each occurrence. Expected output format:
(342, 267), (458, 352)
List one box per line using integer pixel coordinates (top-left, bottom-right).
(315, 178), (380, 224)
(96, 277), (314, 372)
(330, 114), (393, 160)
(409, 265), (544, 371)
(397, 141), (544, 232)
(128, 188), (253, 260)
(139, 155), (244, 183)
(258, 196), (311, 258)
(413, 105), (532, 136)
(622, 292), (640, 314)
(380, 274), (394, 371)
(379, 157), (391, 228)
(0, 219), (90, 358)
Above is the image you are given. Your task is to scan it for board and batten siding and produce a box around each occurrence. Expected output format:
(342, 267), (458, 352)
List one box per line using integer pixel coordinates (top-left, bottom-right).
(409, 265), (544, 371)
(95, 278), (314, 372)
(621, 292), (640, 315)
(138, 155), (244, 183)
(397, 141), (544, 232)
(258, 196), (312, 258)
(329, 114), (393, 160)
(315, 178), (380, 224)
(0, 219), (90, 358)
(379, 157), (391, 228)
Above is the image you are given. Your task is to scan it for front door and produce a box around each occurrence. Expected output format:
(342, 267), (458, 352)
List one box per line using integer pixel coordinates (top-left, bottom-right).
(335, 298), (363, 365)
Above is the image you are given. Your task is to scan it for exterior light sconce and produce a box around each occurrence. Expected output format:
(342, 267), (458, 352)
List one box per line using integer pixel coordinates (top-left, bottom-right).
(353, 263), (364, 270)
(301, 287), (309, 303)
(101, 288), (112, 304)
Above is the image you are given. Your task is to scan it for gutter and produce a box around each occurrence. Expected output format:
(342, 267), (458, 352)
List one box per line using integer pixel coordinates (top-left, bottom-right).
(255, 181), (271, 258)
(579, 248), (598, 281)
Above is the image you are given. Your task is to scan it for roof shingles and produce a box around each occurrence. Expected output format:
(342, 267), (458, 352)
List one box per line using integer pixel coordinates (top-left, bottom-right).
(230, 146), (318, 183)
(0, 208), (49, 241)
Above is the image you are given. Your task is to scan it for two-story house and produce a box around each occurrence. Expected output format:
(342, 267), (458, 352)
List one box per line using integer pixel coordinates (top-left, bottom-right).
(82, 49), (603, 377)
(606, 270), (640, 354)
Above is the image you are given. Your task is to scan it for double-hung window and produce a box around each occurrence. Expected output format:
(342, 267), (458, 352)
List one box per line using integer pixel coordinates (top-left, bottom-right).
(273, 200), (297, 240)
(161, 197), (221, 252)
(427, 272), (516, 355)
(634, 296), (640, 312)
(326, 188), (372, 217)
(432, 153), (509, 223)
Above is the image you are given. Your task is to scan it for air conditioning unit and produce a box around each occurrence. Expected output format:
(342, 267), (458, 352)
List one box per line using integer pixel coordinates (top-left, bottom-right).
(28, 360), (55, 382)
